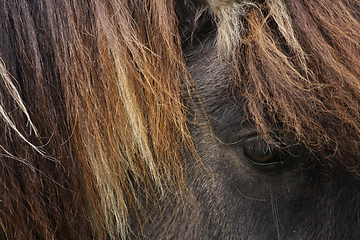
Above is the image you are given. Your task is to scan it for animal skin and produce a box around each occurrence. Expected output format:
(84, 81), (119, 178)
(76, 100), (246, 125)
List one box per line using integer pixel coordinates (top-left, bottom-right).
(0, 0), (360, 239)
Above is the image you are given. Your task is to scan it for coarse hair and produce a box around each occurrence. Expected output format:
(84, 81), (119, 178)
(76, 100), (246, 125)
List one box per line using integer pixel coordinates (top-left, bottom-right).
(0, 0), (360, 239)
(0, 0), (191, 239)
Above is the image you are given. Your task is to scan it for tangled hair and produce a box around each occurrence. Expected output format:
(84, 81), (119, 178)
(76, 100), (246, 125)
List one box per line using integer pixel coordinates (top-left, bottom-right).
(0, 0), (191, 238)
(229, 0), (360, 170)
(0, 0), (360, 239)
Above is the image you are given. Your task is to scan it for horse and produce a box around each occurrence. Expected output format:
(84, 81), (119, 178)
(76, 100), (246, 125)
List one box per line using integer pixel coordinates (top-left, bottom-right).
(0, 0), (360, 239)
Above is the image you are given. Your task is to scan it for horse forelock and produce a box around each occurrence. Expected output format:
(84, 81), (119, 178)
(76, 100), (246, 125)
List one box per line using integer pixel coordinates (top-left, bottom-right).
(186, 0), (360, 169)
(1, 0), (360, 239)
(200, 0), (360, 171)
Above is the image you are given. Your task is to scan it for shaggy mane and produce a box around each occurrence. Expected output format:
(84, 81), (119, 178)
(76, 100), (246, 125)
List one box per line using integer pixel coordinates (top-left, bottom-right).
(229, 0), (360, 170)
(0, 0), (191, 239)
(0, 0), (360, 239)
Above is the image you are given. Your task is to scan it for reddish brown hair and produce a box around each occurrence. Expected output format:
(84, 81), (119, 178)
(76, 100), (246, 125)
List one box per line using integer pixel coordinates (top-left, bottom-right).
(229, 0), (360, 170)
(0, 0), (360, 239)
(0, 0), (191, 238)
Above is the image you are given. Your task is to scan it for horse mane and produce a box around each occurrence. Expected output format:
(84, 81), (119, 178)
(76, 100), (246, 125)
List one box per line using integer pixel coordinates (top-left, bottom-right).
(229, 0), (360, 170)
(0, 0), (190, 238)
(0, 0), (360, 239)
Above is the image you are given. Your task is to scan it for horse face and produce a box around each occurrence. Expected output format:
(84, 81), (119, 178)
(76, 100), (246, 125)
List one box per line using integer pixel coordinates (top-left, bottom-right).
(183, 42), (360, 240)
(163, 1), (360, 239)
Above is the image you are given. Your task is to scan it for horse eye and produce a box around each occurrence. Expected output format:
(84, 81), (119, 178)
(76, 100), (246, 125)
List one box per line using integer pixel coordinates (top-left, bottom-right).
(243, 139), (280, 164)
